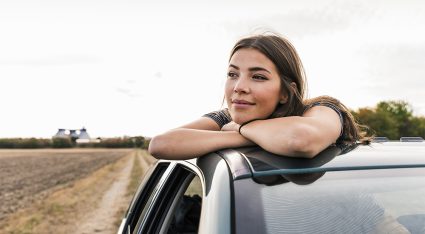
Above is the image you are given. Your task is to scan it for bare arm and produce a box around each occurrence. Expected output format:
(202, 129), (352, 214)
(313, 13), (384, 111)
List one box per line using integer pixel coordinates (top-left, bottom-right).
(148, 117), (254, 159)
(239, 105), (342, 158)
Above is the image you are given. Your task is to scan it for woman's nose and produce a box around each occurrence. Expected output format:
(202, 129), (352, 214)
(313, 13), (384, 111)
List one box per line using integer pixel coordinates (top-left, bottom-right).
(234, 76), (250, 93)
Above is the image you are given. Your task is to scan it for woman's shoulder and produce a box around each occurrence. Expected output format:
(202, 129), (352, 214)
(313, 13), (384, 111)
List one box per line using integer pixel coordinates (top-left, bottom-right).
(203, 108), (231, 118)
(202, 108), (232, 128)
(304, 95), (344, 137)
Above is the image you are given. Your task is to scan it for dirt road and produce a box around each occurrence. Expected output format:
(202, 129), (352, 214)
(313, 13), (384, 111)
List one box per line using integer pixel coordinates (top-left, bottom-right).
(74, 150), (157, 234)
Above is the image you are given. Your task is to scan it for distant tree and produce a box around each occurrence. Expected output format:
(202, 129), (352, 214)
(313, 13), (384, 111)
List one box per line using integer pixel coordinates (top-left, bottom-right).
(353, 100), (425, 140)
(52, 138), (73, 148)
(0, 138), (52, 148)
(410, 116), (425, 138)
(132, 136), (145, 148)
(376, 101), (414, 137)
(0, 138), (16, 148)
(353, 107), (399, 139)
(142, 138), (151, 150)
(97, 137), (133, 148)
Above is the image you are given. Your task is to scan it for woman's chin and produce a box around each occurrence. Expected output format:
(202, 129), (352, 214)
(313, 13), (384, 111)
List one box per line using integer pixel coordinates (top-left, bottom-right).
(232, 116), (254, 125)
(230, 110), (262, 124)
(231, 117), (244, 125)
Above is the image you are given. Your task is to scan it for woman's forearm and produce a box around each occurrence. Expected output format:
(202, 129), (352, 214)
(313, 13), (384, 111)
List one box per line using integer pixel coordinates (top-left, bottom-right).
(239, 117), (318, 158)
(148, 128), (254, 160)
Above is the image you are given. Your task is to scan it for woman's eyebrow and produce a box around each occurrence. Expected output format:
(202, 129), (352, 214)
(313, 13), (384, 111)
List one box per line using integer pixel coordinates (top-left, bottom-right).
(249, 67), (271, 74)
(229, 64), (271, 74)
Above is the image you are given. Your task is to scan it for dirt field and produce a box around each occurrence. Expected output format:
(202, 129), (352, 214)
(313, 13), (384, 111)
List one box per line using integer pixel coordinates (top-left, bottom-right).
(0, 148), (156, 234)
(0, 149), (131, 221)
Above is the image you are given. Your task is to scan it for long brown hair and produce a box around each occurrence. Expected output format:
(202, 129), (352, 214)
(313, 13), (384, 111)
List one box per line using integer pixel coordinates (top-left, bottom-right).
(230, 34), (370, 144)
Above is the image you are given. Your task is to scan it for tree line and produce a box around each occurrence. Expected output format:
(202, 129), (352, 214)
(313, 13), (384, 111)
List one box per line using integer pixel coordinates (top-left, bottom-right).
(0, 136), (150, 149)
(352, 100), (425, 140)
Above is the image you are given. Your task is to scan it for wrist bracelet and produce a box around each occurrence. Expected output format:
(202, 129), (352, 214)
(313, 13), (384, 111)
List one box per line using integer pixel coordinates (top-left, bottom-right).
(238, 119), (261, 134)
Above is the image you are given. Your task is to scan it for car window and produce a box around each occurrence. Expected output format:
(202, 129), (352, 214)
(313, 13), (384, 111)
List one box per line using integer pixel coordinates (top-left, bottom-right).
(135, 164), (203, 234)
(235, 168), (425, 234)
(165, 175), (202, 234)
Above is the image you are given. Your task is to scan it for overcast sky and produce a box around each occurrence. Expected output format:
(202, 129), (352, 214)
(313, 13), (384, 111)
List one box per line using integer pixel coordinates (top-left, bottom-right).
(1, 0), (424, 138)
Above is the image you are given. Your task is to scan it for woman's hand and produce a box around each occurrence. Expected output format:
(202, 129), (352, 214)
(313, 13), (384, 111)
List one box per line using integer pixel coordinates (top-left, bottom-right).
(221, 121), (241, 132)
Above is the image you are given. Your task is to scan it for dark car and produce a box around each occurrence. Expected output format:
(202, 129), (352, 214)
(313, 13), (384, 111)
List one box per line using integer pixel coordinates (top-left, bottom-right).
(118, 141), (425, 234)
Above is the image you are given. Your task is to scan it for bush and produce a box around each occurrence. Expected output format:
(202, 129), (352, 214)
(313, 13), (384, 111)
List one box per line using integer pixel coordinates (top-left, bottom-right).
(79, 136), (147, 148)
(142, 138), (150, 150)
(96, 137), (134, 148)
(0, 138), (17, 148)
(0, 138), (52, 148)
(52, 138), (73, 148)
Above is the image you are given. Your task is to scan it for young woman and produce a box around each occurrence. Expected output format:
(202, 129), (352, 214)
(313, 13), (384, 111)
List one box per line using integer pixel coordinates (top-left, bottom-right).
(149, 34), (369, 160)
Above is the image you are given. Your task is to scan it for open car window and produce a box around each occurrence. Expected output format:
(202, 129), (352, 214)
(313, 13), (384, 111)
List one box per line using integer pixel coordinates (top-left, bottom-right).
(165, 175), (202, 234)
(135, 163), (203, 234)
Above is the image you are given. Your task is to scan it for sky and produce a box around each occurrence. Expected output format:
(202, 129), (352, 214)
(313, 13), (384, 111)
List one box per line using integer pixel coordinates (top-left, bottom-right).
(1, 0), (425, 138)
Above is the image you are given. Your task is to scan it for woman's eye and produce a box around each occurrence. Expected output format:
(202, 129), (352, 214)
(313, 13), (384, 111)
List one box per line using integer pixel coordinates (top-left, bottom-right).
(227, 72), (238, 79)
(252, 75), (268, 80)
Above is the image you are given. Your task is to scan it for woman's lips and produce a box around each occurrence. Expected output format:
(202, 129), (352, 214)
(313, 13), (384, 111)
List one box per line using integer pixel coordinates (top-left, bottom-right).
(232, 99), (255, 109)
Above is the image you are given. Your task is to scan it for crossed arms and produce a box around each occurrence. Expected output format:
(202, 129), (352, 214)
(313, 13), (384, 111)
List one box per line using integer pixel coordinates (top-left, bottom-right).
(148, 105), (342, 160)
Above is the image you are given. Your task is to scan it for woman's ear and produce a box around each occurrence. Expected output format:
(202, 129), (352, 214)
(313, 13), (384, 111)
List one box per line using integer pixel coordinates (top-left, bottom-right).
(279, 82), (297, 104)
(279, 96), (288, 104)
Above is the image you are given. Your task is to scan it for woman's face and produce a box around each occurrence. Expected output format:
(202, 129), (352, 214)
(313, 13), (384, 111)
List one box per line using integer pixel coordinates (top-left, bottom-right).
(225, 48), (286, 124)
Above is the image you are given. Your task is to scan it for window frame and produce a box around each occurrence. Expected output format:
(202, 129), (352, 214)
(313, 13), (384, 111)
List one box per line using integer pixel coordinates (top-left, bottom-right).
(120, 162), (172, 234)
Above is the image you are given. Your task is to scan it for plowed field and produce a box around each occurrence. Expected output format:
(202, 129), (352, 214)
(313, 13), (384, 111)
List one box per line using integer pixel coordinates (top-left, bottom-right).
(0, 149), (132, 221)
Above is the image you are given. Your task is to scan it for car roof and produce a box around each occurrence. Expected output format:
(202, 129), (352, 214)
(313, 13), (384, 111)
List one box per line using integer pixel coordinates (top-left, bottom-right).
(214, 142), (425, 180)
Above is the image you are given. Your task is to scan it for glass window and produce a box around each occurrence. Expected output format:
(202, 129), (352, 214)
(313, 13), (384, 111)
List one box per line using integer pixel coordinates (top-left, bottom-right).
(166, 175), (203, 234)
(236, 168), (425, 234)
